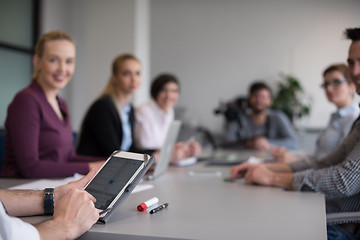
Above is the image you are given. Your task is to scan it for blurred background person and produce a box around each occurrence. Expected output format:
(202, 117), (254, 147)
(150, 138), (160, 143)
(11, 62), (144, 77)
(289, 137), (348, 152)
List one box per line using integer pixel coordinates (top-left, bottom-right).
(135, 73), (201, 164)
(225, 81), (297, 150)
(273, 63), (359, 163)
(1, 31), (104, 178)
(77, 54), (142, 157)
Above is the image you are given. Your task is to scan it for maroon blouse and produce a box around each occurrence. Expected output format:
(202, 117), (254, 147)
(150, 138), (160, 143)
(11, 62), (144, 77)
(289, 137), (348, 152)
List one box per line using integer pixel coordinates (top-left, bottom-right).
(1, 81), (101, 178)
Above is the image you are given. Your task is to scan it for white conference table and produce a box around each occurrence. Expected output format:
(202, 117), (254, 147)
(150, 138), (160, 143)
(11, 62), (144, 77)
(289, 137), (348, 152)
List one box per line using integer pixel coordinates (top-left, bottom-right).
(1, 162), (326, 240)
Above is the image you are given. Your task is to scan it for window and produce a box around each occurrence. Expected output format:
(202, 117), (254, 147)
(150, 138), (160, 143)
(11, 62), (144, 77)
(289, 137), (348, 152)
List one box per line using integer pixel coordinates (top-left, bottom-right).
(0, 0), (39, 128)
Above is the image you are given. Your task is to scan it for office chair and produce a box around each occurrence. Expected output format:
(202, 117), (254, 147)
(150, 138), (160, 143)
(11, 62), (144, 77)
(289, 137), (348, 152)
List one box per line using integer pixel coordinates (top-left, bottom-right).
(327, 212), (360, 225)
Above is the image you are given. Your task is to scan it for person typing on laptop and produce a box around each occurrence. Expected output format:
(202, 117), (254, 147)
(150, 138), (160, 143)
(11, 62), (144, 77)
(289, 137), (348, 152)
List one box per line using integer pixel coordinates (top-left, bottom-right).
(134, 73), (201, 164)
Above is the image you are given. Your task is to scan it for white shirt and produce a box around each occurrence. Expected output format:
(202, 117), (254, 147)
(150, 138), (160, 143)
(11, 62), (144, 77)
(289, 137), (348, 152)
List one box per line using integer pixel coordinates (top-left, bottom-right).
(135, 100), (174, 149)
(0, 201), (40, 240)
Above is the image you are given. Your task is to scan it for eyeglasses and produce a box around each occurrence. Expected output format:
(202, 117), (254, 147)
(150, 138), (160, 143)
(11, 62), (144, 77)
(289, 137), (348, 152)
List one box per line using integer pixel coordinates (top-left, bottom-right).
(320, 79), (348, 89)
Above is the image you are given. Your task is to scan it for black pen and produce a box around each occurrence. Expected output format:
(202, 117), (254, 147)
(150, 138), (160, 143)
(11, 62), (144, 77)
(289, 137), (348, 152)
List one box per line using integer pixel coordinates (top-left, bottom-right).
(150, 203), (169, 214)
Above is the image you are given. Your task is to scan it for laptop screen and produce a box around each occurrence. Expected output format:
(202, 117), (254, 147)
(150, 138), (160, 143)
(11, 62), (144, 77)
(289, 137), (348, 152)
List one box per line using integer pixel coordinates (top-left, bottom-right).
(151, 120), (181, 179)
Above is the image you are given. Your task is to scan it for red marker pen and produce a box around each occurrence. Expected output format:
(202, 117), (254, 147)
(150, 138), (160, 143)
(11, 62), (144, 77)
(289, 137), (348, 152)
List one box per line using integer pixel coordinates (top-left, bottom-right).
(137, 197), (159, 212)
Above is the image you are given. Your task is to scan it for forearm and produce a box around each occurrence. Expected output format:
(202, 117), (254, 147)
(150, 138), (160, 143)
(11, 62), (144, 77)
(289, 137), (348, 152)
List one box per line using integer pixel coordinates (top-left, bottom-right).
(71, 152), (104, 163)
(243, 164), (294, 189)
(36, 219), (72, 240)
(18, 161), (90, 178)
(271, 172), (294, 190)
(292, 164), (360, 198)
(269, 137), (297, 150)
(265, 162), (292, 173)
(36, 188), (99, 240)
(0, 186), (73, 217)
(0, 189), (44, 216)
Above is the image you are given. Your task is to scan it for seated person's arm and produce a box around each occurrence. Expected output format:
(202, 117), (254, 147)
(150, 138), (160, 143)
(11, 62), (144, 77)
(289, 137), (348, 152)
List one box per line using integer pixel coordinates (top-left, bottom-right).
(230, 162), (294, 189)
(245, 136), (270, 150)
(267, 111), (298, 149)
(0, 171), (98, 240)
(225, 121), (241, 143)
(287, 130), (358, 173)
(225, 115), (253, 145)
(264, 162), (293, 172)
(285, 126), (360, 198)
(0, 189), (43, 217)
(272, 147), (300, 163)
(0, 171), (95, 216)
(170, 141), (202, 164)
(35, 188), (98, 240)
(233, 142), (360, 198)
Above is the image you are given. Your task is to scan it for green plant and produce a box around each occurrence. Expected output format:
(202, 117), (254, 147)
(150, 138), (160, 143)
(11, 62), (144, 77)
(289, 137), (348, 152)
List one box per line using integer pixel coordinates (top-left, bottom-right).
(272, 74), (312, 122)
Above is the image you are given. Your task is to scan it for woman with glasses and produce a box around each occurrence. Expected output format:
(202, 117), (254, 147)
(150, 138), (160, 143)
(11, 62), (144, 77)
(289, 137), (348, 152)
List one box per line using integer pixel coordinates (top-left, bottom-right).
(273, 63), (359, 163)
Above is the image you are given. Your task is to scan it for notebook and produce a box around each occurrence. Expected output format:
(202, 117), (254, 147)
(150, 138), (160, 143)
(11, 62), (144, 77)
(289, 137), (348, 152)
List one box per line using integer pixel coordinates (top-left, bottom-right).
(145, 120), (182, 180)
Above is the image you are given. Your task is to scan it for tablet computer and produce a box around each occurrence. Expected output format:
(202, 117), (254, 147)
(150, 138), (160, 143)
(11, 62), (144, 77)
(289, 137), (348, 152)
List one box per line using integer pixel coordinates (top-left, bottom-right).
(84, 150), (155, 223)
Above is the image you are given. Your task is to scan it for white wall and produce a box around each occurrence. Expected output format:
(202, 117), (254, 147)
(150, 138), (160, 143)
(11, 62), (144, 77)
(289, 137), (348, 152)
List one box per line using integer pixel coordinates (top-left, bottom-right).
(41, 0), (72, 102)
(41, 0), (360, 134)
(134, 0), (151, 107)
(150, 0), (360, 134)
(42, 0), (150, 131)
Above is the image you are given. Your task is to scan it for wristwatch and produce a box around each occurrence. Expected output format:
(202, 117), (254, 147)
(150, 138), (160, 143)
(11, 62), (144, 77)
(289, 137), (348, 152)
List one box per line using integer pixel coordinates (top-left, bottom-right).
(44, 188), (54, 215)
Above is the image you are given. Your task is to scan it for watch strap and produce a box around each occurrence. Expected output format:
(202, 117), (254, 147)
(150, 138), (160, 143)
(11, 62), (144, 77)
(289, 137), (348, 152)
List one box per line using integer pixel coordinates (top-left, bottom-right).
(44, 188), (54, 215)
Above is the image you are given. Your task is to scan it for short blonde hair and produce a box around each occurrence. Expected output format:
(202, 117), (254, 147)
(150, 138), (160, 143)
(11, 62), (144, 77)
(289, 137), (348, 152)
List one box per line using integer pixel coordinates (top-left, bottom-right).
(32, 30), (75, 79)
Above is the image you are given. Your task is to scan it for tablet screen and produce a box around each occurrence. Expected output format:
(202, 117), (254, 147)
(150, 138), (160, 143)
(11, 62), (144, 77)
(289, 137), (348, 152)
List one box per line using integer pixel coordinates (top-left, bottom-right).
(85, 156), (143, 210)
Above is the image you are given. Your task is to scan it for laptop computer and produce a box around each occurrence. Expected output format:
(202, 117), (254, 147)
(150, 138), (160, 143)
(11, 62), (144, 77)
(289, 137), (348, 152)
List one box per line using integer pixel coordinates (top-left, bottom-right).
(145, 120), (182, 180)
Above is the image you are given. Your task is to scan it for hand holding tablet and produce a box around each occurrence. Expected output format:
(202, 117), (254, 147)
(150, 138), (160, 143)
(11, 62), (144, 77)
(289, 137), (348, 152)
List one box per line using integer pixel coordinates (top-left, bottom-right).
(84, 151), (155, 223)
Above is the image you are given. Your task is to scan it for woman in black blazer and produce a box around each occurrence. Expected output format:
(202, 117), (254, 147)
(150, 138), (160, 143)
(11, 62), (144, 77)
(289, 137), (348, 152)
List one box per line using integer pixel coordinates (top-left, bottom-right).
(77, 54), (142, 157)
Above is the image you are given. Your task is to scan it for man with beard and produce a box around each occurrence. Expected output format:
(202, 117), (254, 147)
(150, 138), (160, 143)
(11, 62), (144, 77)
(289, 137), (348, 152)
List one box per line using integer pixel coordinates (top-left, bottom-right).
(225, 81), (297, 150)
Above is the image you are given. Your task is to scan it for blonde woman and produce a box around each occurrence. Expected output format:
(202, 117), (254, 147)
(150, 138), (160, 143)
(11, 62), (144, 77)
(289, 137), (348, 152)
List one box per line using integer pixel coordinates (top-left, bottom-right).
(77, 54), (142, 157)
(1, 31), (104, 178)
